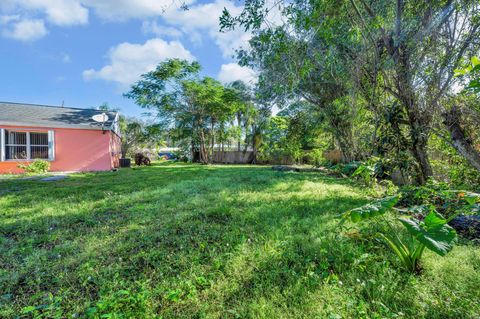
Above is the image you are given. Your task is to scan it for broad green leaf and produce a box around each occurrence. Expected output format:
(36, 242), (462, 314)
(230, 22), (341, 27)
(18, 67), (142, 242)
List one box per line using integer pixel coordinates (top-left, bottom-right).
(399, 211), (456, 256)
(343, 195), (399, 223)
(351, 210), (361, 222)
(22, 306), (37, 314)
(464, 191), (480, 205)
(423, 210), (447, 227)
(466, 79), (480, 92)
(454, 68), (466, 76)
(471, 56), (480, 67)
(406, 205), (434, 215)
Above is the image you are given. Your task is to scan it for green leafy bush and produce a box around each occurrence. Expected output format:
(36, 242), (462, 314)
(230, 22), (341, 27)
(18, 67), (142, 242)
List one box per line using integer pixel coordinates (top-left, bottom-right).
(341, 196), (458, 273)
(351, 157), (394, 186)
(398, 180), (480, 219)
(352, 162), (377, 186)
(17, 160), (50, 174)
(173, 148), (190, 162)
(429, 135), (480, 190)
(309, 148), (324, 167)
(342, 161), (361, 175)
(398, 179), (450, 207)
(454, 56), (480, 93)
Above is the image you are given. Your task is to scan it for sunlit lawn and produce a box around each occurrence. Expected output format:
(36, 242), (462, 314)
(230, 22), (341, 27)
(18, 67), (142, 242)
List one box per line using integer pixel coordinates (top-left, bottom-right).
(0, 162), (479, 318)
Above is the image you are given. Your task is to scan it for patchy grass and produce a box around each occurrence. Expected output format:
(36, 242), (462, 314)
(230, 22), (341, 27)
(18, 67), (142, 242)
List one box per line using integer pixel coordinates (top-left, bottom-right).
(0, 162), (479, 318)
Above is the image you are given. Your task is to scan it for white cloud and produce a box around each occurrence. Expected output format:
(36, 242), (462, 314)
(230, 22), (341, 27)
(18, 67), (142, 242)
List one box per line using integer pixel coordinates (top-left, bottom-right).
(1, 0), (187, 23)
(40, 0), (88, 25)
(0, 0), (253, 58)
(83, 38), (195, 86)
(80, 0), (195, 21)
(160, 0), (251, 58)
(141, 21), (182, 38)
(0, 0), (87, 41)
(1, 0), (88, 26)
(0, 15), (20, 25)
(2, 18), (47, 41)
(218, 63), (257, 85)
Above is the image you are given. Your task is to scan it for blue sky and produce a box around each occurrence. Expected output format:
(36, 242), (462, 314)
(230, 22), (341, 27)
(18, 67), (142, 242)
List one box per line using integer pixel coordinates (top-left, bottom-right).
(0, 0), (257, 117)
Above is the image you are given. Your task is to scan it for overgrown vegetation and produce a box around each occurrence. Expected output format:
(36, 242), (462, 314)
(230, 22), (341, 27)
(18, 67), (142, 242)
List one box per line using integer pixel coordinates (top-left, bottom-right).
(341, 196), (458, 273)
(17, 160), (50, 174)
(125, 60), (261, 164)
(219, 0), (480, 186)
(1, 163), (479, 318)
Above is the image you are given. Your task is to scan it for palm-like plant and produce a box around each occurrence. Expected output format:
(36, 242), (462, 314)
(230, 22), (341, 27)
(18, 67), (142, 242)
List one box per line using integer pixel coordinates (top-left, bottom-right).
(341, 196), (458, 273)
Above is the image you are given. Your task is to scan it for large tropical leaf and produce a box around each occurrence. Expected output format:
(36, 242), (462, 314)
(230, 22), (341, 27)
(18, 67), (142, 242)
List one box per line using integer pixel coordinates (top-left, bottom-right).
(399, 211), (457, 256)
(343, 196), (399, 223)
(462, 191), (480, 205)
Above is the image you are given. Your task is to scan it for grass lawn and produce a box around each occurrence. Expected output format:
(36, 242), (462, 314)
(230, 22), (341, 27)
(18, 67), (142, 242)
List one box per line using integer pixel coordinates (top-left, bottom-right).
(1, 162), (479, 318)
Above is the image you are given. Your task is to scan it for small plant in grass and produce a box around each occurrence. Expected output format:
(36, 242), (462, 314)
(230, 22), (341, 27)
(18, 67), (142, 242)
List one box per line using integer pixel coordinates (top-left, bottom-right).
(309, 148), (324, 167)
(17, 160), (50, 174)
(351, 157), (389, 187)
(351, 162), (377, 186)
(340, 196), (458, 273)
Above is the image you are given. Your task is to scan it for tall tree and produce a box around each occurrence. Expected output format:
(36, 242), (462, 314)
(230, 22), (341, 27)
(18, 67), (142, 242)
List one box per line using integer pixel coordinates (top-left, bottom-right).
(222, 0), (480, 183)
(227, 80), (257, 151)
(224, 1), (363, 162)
(348, 0), (480, 183)
(126, 59), (241, 164)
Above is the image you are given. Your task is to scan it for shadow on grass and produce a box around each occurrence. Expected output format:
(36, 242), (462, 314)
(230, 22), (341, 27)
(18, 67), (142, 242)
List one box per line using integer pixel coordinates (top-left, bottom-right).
(0, 163), (439, 318)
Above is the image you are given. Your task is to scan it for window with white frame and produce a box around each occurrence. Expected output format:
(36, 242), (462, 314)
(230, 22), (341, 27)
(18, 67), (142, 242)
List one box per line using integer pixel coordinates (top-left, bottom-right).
(0, 129), (54, 161)
(6, 131), (28, 160)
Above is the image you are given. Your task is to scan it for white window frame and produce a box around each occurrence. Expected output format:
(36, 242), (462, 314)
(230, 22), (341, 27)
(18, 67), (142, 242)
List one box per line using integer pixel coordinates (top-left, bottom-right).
(0, 129), (5, 162)
(0, 129), (55, 162)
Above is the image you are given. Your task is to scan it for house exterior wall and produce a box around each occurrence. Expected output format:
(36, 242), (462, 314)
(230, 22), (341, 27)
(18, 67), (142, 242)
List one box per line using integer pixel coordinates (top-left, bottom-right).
(0, 125), (120, 174)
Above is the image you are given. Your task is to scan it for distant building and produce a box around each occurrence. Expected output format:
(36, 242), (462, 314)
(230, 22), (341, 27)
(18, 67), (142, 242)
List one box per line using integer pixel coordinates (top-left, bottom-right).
(0, 102), (121, 173)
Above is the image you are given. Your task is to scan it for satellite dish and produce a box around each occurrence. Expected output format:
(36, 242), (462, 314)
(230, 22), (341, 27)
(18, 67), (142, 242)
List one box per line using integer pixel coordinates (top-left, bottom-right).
(92, 113), (109, 123)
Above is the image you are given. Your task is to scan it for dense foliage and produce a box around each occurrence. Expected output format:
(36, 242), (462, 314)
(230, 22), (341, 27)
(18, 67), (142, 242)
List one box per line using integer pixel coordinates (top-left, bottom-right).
(220, 0), (480, 186)
(119, 118), (165, 159)
(125, 59), (264, 164)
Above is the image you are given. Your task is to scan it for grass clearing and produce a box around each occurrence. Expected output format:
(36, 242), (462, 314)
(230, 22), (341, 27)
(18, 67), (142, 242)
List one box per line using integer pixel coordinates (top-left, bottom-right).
(1, 162), (479, 318)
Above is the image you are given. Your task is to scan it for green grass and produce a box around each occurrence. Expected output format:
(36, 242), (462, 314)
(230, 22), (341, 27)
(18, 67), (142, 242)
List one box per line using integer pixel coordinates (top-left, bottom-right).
(0, 162), (479, 318)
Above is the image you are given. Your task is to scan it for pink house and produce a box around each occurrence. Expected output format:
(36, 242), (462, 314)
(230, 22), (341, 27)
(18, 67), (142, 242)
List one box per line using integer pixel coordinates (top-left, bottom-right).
(0, 102), (121, 174)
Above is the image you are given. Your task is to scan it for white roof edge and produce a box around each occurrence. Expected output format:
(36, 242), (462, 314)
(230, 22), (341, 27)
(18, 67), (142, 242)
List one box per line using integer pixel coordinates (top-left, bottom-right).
(0, 121), (112, 131)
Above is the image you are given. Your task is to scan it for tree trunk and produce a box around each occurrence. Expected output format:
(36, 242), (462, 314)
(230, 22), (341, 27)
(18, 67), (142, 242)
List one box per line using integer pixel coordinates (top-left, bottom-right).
(395, 39), (433, 185)
(191, 141), (196, 162)
(237, 112), (242, 151)
(335, 135), (354, 162)
(251, 125), (261, 164)
(405, 102), (433, 185)
(443, 106), (480, 171)
(222, 142), (225, 164)
(410, 134), (432, 185)
(210, 120), (215, 163)
(199, 129), (209, 164)
(329, 117), (355, 162)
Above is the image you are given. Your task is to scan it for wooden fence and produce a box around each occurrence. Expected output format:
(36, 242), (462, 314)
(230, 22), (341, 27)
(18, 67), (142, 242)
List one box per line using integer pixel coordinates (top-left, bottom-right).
(194, 149), (345, 165)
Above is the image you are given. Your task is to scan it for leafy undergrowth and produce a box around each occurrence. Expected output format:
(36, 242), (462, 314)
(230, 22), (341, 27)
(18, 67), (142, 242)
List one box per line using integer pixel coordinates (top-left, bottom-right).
(0, 163), (479, 318)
